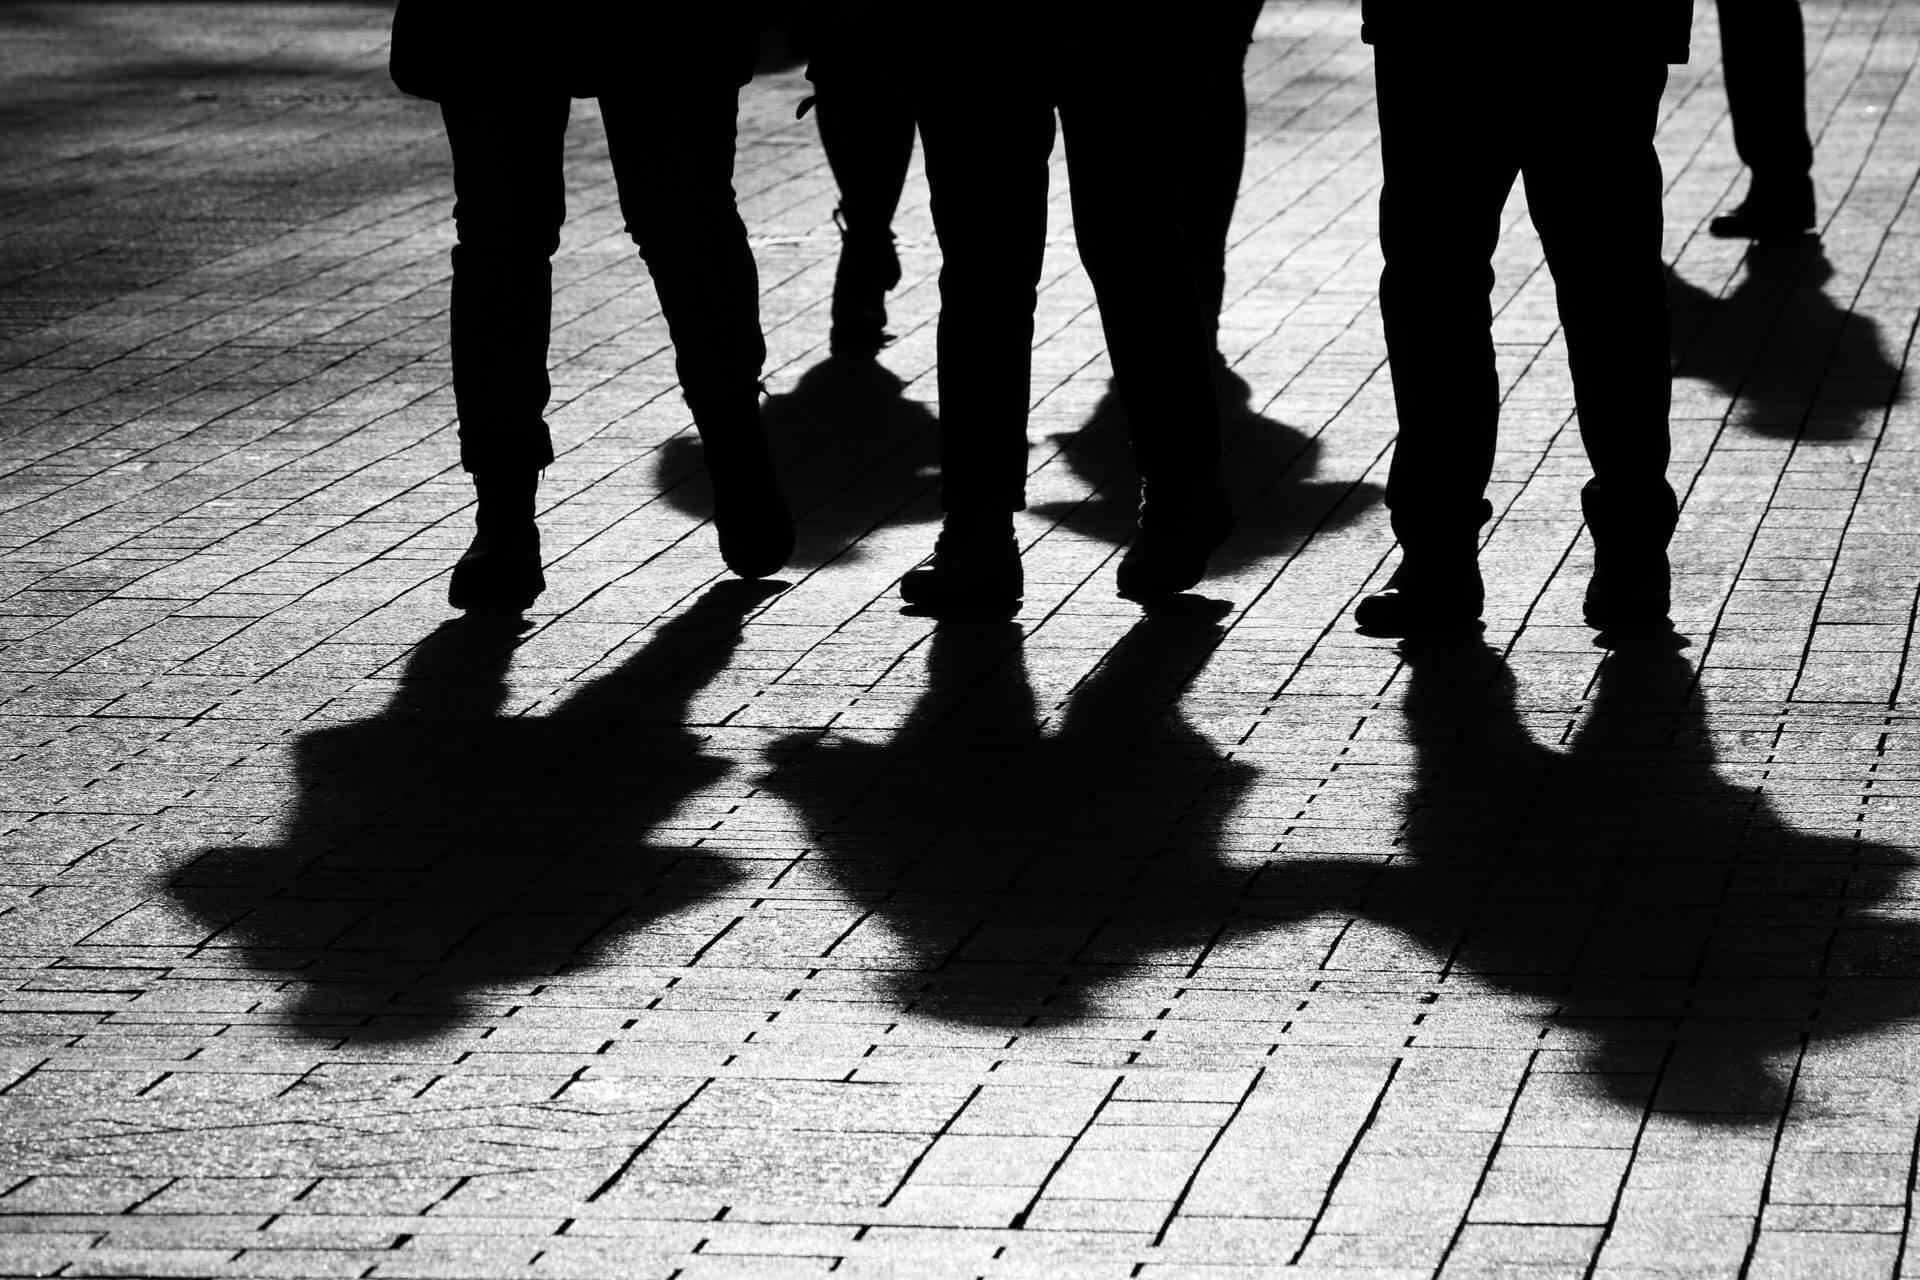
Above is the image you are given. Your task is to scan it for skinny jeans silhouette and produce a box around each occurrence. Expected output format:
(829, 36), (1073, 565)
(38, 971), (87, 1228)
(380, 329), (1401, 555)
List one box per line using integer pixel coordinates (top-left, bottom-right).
(440, 73), (763, 474)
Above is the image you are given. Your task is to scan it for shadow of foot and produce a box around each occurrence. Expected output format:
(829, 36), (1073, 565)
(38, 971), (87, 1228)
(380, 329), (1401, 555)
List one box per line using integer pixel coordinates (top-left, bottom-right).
(165, 581), (783, 1042)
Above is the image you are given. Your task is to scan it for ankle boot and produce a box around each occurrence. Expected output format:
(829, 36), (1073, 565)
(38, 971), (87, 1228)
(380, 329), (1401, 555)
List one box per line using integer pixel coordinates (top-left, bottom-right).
(1353, 551), (1484, 636)
(898, 512), (1022, 611)
(1581, 479), (1676, 631)
(692, 396), (794, 580)
(449, 469), (544, 613)
(829, 208), (901, 357)
(1116, 478), (1233, 600)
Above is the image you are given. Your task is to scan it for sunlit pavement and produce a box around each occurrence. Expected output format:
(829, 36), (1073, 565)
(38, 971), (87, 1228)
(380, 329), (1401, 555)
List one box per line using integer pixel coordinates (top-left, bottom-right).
(3, 3), (1919, 1277)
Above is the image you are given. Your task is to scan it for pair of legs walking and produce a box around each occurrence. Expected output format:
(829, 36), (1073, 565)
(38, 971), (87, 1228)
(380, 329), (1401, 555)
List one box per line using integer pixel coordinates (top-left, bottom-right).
(900, 57), (1230, 608)
(440, 63), (791, 612)
(1360, 48), (1678, 636)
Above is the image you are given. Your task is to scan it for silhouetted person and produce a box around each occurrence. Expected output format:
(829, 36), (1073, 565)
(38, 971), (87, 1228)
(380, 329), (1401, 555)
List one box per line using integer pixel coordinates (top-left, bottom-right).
(390, 5), (794, 614)
(167, 582), (780, 1038)
(1708, 0), (1817, 239)
(756, 606), (1263, 1024)
(1353, 3), (1691, 638)
(898, 8), (1239, 610)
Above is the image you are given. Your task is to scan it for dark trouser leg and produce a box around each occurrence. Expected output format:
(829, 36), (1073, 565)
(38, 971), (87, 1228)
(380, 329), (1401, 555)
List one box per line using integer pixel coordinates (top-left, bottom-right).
(1522, 60), (1677, 546)
(918, 83), (1054, 513)
(602, 67), (791, 579)
(440, 95), (569, 474)
(1170, 0), (1265, 351)
(1058, 91), (1222, 512)
(1717, 0), (1814, 191)
(599, 71), (765, 416)
(1373, 46), (1516, 547)
(815, 77), (915, 236)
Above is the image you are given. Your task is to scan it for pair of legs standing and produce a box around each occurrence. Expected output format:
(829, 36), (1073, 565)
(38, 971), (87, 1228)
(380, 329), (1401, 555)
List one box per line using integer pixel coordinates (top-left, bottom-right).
(440, 58), (791, 613)
(1712, 0), (1817, 238)
(1360, 46), (1679, 635)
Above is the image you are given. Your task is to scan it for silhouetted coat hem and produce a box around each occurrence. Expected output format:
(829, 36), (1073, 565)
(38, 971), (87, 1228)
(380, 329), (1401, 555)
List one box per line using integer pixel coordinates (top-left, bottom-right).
(1358, 1), (1695, 64)
(388, 1), (757, 102)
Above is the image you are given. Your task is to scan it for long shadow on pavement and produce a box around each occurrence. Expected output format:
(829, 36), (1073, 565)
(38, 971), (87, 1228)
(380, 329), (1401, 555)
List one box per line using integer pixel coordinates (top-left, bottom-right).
(166, 581), (780, 1042)
(756, 604), (1268, 1027)
(654, 356), (941, 567)
(1028, 372), (1381, 566)
(1288, 638), (1920, 1120)
(1669, 239), (1904, 440)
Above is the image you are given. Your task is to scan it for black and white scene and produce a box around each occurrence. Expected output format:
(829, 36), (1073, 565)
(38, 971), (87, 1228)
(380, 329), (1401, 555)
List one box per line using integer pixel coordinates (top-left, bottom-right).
(2, 0), (1919, 1276)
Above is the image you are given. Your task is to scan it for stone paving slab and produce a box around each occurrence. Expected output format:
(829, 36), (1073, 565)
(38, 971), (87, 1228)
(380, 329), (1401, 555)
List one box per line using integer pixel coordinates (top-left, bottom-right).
(3, 1), (1920, 1277)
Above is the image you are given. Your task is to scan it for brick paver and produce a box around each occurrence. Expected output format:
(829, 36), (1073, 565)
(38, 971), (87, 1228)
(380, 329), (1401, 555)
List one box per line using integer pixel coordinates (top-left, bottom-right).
(3, 3), (1920, 1277)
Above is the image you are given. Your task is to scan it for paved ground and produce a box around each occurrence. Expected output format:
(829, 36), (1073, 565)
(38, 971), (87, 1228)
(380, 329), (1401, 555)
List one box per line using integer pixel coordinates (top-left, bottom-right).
(2, 3), (1919, 1277)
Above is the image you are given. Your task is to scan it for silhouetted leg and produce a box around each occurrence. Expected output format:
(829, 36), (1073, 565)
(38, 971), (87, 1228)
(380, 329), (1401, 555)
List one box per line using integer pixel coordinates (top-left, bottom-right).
(602, 65), (792, 579)
(1714, 0), (1815, 233)
(813, 59), (914, 353)
(1523, 59), (1677, 629)
(439, 94), (568, 611)
(1373, 47), (1516, 544)
(1171, 0), (1265, 355)
(893, 80), (1051, 607)
(918, 86), (1053, 515)
(441, 94), (569, 475)
(600, 75), (765, 413)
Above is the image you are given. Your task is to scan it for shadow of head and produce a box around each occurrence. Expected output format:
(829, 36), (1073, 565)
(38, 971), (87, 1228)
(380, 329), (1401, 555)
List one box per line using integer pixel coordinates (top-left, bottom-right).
(1287, 638), (1919, 1123)
(1669, 240), (1904, 441)
(757, 602), (1272, 1028)
(653, 356), (941, 567)
(1029, 374), (1380, 561)
(165, 580), (783, 1043)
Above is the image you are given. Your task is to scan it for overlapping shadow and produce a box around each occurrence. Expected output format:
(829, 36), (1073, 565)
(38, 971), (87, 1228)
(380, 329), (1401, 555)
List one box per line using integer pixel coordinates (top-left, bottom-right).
(1283, 639), (1919, 1117)
(654, 356), (941, 566)
(1028, 372), (1380, 564)
(756, 605), (1268, 1025)
(1669, 240), (1904, 440)
(166, 581), (780, 1041)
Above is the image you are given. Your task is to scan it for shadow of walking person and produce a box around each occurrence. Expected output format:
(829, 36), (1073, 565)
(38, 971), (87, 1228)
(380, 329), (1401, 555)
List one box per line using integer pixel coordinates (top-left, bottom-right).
(1029, 373), (1380, 569)
(1669, 239), (1904, 440)
(756, 603), (1265, 1027)
(166, 580), (782, 1042)
(653, 356), (943, 567)
(1294, 638), (1919, 1120)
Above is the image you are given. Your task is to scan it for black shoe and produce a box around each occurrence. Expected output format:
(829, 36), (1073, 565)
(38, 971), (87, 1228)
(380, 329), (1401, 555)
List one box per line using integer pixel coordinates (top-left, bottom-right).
(449, 470), (544, 613)
(448, 525), (543, 613)
(1584, 553), (1671, 632)
(829, 210), (901, 357)
(899, 519), (1022, 611)
(1709, 179), (1815, 240)
(1353, 557), (1484, 636)
(1116, 488), (1233, 600)
(692, 399), (795, 580)
(708, 440), (795, 580)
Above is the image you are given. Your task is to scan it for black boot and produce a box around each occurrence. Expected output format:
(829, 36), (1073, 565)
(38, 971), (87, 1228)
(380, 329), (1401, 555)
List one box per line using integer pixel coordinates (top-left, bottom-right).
(1353, 502), (1490, 636)
(898, 512), (1022, 611)
(1353, 551), (1484, 636)
(448, 469), (544, 614)
(1581, 479), (1676, 633)
(692, 396), (794, 581)
(1116, 478), (1233, 600)
(1709, 173), (1816, 240)
(829, 208), (901, 357)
